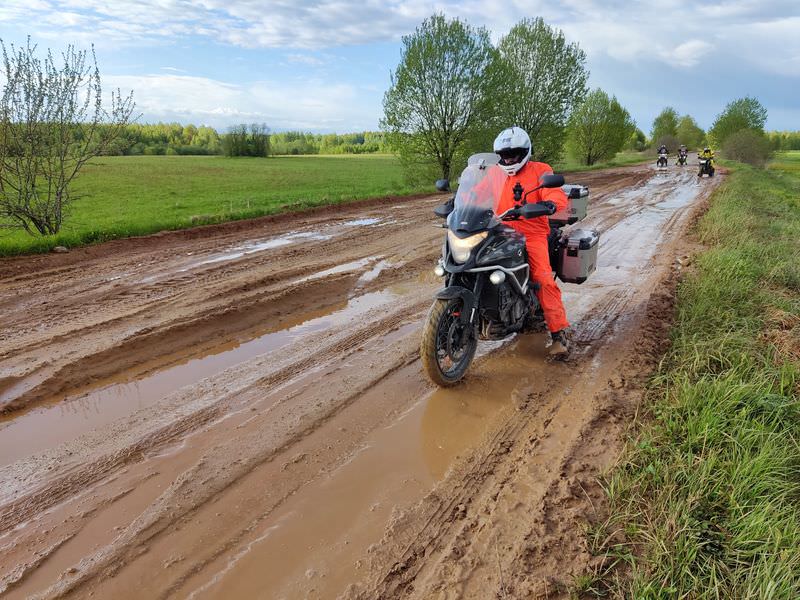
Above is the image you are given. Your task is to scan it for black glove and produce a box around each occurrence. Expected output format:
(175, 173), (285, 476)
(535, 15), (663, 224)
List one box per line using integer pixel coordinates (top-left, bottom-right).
(538, 201), (557, 215)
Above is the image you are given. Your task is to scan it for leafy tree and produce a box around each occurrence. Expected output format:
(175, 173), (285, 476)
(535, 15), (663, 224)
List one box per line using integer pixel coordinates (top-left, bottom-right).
(382, 14), (499, 182)
(496, 18), (588, 163)
(651, 107), (679, 149)
(566, 88), (635, 165)
(768, 131), (800, 151)
(722, 129), (772, 167)
(0, 38), (135, 235)
(675, 114), (705, 149)
(709, 96), (768, 148)
(222, 123), (270, 157)
(626, 128), (647, 152)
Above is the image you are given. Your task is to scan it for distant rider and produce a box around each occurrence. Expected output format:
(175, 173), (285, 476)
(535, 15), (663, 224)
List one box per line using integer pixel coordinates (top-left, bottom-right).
(698, 146), (715, 176)
(476, 127), (571, 356)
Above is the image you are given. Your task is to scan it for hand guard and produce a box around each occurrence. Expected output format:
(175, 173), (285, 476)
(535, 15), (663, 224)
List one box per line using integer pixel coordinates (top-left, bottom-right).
(538, 201), (557, 215)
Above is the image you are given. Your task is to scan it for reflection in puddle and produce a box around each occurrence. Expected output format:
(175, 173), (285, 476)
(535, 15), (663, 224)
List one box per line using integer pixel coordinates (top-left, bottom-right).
(191, 218), (386, 270)
(0, 289), (399, 466)
(356, 259), (394, 285)
(420, 334), (545, 479)
(184, 231), (334, 271)
(342, 217), (382, 227)
(296, 257), (377, 284)
(134, 218), (389, 284)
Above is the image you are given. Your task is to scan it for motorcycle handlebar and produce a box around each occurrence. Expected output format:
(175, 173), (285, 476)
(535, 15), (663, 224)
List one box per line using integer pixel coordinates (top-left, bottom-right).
(499, 203), (552, 221)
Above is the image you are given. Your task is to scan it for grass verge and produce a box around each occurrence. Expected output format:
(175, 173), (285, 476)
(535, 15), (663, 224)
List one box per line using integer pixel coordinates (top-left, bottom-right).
(580, 153), (800, 598)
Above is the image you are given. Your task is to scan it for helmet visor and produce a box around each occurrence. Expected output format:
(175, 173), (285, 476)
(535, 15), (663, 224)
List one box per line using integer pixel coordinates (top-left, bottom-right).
(497, 148), (526, 165)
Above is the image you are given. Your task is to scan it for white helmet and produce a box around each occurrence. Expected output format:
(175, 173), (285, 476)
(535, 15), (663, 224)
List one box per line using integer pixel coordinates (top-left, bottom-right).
(493, 126), (531, 176)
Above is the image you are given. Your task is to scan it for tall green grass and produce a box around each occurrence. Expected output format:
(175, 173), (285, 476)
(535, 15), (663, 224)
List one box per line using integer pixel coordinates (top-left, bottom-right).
(582, 154), (800, 598)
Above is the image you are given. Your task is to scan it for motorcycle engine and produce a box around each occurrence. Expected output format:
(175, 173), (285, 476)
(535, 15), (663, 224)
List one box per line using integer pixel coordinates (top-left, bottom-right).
(498, 283), (526, 326)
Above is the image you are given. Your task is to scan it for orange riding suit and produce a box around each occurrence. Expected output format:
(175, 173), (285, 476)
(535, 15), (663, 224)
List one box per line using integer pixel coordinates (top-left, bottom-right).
(480, 161), (570, 333)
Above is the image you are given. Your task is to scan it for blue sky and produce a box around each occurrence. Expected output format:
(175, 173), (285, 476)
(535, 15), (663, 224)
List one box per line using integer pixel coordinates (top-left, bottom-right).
(1, 0), (798, 134)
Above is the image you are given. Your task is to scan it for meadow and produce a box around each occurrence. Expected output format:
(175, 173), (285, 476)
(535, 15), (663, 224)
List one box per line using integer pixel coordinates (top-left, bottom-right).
(582, 152), (800, 597)
(0, 151), (649, 256)
(0, 154), (427, 255)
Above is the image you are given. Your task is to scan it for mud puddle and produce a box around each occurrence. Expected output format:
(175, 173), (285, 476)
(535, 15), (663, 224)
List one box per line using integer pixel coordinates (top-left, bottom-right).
(156, 218), (392, 279)
(0, 288), (399, 466)
(182, 334), (549, 600)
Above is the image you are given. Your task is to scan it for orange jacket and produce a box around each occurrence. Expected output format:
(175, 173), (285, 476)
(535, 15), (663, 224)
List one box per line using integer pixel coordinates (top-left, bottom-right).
(480, 161), (568, 238)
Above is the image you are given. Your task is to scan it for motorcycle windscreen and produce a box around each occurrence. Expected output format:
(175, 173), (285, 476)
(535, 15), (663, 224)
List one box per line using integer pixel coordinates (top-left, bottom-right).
(447, 153), (502, 237)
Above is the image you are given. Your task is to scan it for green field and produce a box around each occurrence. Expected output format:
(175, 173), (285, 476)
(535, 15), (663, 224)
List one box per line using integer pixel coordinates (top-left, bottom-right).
(581, 153), (800, 597)
(0, 151), (648, 256)
(0, 154), (427, 255)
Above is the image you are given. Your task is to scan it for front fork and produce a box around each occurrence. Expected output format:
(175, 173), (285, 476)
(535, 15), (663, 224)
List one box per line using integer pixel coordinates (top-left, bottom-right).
(437, 273), (485, 342)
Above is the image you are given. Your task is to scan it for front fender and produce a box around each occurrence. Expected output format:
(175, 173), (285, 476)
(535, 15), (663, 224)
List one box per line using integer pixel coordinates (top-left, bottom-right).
(435, 286), (477, 324)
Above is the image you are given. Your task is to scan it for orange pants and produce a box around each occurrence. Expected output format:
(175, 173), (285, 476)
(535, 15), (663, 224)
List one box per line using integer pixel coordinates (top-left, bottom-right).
(525, 234), (570, 333)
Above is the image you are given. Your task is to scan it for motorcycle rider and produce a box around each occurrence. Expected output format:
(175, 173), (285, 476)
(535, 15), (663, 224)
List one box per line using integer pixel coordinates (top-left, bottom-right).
(698, 146), (715, 175)
(658, 143), (668, 155)
(476, 127), (571, 356)
(677, 144), (688, 164)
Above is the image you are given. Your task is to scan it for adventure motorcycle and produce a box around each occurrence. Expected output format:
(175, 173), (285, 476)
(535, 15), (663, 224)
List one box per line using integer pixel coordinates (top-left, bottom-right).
(697, 156), (715, 177)
(677, 151), (688, 166)
(420, 153), (599, 386)
(657, 152), (668, 168)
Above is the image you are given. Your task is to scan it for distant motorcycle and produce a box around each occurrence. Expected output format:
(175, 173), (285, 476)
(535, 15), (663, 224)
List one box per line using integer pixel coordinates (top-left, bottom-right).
(698, 156), (715, 177)
(657, 152), (668, 168)
(421, 153), (599, 386)
(677, 151), (688, 166)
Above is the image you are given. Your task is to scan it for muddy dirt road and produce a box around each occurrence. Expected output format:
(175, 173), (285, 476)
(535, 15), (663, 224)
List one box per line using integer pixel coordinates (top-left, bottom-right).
(0, 161), (719, 599)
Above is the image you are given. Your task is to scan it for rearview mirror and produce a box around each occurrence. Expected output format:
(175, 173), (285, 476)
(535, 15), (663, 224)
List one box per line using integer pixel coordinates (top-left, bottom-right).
(539, 174), (565, 188)
(435, 179), (450, 192)
(434, 197), (454, 218)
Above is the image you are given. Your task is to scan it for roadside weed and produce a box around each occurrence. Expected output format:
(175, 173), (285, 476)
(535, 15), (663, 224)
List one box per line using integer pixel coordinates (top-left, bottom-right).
(587, 155), (800, 598)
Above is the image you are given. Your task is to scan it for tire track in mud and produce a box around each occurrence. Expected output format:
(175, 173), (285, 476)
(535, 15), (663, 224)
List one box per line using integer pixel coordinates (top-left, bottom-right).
(1, 163), (707, 599)
(343, 295), (639, 599)
(0, 209), (440, 415)
(0, 296), (431, 533)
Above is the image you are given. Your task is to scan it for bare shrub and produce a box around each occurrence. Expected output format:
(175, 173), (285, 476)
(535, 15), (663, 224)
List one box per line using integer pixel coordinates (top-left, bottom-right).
(0, 38), (135, 236)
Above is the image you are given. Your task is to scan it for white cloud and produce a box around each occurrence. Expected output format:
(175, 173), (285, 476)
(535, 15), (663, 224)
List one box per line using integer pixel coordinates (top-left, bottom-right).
(5, 0), (799, 75)
(107, 73), (379, 130)
(670, 40), (714, 68)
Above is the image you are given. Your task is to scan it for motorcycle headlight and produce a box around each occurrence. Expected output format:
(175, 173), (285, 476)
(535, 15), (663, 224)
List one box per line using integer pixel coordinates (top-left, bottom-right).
(448, 230), (487, 263)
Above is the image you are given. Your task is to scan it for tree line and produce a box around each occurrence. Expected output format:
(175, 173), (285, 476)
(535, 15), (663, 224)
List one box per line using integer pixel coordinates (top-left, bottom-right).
(383, 14), (788, 177)
(111, 123), (388, 156)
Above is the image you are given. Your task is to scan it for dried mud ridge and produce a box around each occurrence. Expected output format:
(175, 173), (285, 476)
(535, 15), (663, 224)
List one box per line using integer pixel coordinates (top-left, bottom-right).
(0, 162), (720, 599)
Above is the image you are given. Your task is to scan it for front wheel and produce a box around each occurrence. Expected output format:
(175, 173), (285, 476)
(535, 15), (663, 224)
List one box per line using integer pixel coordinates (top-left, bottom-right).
(420, 298), (477, 387)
